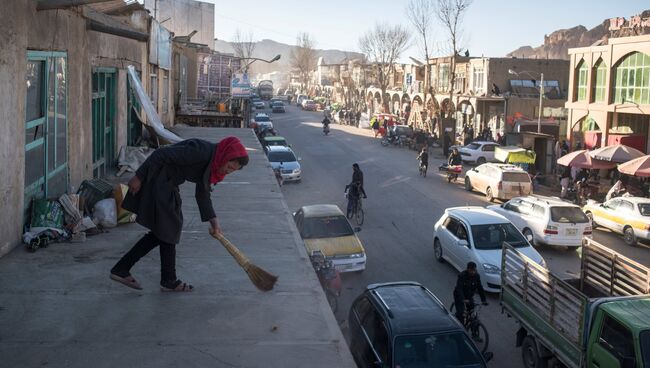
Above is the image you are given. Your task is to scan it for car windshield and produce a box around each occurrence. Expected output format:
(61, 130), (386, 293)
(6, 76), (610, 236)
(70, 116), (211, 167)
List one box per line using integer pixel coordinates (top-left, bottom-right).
(466, 143), (481, 150)
(268, 151), (296, 162)
(265, 139), (286, 146)
(550, 206), (589, 223)
(639, 204), (650, 216)
(471, 222), (528, 249)
(502, 172), (531, 182)
(255, 116), (270, 122)
(394, 333), (484, 368)
(301, 216), (354, 239)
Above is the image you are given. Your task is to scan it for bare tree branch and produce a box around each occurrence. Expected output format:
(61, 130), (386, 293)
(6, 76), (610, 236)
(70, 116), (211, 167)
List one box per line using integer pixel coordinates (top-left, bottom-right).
(406, 0), (436, 126)
(290, 32), (318, 93)
(359, 23), (410, 110)
(232, 29), (256, 60)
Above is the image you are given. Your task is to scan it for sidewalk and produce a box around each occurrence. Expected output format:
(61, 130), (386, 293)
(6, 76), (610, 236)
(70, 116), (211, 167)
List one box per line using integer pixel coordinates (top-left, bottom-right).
(0, 127), (355, 367)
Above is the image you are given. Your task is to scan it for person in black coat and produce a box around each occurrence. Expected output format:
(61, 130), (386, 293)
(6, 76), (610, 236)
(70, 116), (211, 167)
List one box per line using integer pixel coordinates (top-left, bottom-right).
(110, 137), (249, 292)
(453, 262), (487, 322)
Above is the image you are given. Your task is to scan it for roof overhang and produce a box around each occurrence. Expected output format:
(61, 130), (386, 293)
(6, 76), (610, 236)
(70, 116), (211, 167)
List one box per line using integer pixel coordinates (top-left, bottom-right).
(83, 6), (148, 42)
(37, 0), (116, 10)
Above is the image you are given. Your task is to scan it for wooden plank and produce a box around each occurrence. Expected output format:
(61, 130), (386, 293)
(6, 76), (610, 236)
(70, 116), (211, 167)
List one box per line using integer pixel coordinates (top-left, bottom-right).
(37, 0), (115, 10)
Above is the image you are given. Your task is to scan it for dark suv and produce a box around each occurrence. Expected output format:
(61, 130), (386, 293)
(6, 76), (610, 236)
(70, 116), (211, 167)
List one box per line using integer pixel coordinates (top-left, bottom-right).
(348, 282), (490, 368)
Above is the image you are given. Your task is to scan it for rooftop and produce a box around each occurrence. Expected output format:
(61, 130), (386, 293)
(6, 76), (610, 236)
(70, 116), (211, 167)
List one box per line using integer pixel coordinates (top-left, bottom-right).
(446, 207), (508, 225)
(302, 204), (345, 218)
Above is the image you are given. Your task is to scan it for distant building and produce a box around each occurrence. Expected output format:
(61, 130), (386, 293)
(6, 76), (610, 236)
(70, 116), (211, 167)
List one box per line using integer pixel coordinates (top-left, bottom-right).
(565, 35), (650, 153)
(143, 0), (214, 48)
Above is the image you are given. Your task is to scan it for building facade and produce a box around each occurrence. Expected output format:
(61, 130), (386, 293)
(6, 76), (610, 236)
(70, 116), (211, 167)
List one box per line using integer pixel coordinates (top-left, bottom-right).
(566, 35), (650, 153)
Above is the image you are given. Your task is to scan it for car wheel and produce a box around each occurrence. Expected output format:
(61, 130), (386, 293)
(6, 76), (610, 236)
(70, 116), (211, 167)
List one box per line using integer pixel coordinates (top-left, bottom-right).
(624, 226), (637, 246)
(585, 211), (597, 229)
(477, 157), (486, 165)
(522, 228), (535, 246)
(434, 239), (444, 263)
(464, 178), (472, 191)
(486, 187), (494, 202)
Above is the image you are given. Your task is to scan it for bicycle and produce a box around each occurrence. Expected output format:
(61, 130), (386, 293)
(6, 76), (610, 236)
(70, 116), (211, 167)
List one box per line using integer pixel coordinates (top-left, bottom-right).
(449, 301), (489, 353)
(347, 195), (365, 226)
(419, 162), (428, 177)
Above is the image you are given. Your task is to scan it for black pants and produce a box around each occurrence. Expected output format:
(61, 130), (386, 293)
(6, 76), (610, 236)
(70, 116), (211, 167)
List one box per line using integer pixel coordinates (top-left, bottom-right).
(111, 231), (176, 284)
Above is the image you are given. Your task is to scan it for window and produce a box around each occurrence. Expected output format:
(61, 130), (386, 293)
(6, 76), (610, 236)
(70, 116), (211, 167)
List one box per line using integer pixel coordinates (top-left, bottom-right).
(470, 223), (528, 249)
(360, 306), (390, 365)
(604, 199), (620, 210)
(438, 64), (450, 93)
(472, 66), (484, 94)
(502, 172), (532, 182)
(598, 315), (635, 362)
(619, 200), (634, 213)
(267, 151), (297, 163)
(576, 60), (588, 102)
(550, 207), (589, 223)
(592, 59), (607, 103)
(443, 217), (459, 235)
(162, 70), (169, 113)
(504, 199), (522, 213)
(394, 333), (484, 367)
(613, 52), (650, 105)
(482, 144), (496, 152)
(301, 215), (353, 239)
(454, 71), (466, 92)
(639, 204), (650, 216)
(456, 223), (468, 241)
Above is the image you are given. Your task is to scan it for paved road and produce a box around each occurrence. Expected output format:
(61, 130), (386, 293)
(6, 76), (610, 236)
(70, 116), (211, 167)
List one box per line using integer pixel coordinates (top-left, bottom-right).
(264, 104), (650, 368)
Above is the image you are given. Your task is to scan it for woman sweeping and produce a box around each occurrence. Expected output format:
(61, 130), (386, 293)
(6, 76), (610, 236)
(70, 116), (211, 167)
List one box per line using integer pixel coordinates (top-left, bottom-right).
(110, 137), (249, 292)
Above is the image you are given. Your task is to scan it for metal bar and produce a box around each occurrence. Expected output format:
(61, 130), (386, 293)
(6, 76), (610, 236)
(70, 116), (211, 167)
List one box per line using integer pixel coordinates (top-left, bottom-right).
(27, 50), (67, 58)
(25, 138), (45, 152)
(26, 118), (46, 130)
(87, 18), (149, 42)
(37, 0), (116, 10)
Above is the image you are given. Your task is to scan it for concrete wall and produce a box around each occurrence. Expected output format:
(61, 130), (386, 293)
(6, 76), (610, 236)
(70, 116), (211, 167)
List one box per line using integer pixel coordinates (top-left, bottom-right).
(0, 2), (148, 257)
(144, 0), (214, 48)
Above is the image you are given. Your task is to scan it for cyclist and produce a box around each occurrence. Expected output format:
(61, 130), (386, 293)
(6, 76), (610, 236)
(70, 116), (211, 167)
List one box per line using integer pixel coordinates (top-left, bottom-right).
(346, 164), (367, 218)
(453, 262), (488, 333)
(417, 147), (428, 175)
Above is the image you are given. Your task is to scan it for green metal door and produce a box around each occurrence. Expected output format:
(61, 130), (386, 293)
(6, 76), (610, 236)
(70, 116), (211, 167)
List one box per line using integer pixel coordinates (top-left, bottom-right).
(92, 69), (116, 178)
(24, 51), (68, 214)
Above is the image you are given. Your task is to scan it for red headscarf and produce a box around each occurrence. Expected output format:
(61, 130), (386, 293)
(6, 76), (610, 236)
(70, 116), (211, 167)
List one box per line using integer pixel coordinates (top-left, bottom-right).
(210, 137), (248, 184)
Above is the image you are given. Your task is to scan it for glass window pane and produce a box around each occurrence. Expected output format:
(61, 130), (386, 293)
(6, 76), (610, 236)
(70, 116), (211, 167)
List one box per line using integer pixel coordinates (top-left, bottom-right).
(56, 57), (67, 167)
(25, 145), (45, 188)
(47, 168), (67, 197)
(26, 61), (44, 122)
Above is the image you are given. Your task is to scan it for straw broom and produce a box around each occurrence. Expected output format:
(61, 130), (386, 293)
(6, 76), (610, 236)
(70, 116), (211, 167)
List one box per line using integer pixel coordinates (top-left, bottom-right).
(210, 231), (278, 291)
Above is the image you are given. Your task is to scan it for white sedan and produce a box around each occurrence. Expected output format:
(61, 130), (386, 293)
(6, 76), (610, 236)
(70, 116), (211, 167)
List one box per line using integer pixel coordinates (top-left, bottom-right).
(433, 207), (545, 293)
(460, 141), (500, 164)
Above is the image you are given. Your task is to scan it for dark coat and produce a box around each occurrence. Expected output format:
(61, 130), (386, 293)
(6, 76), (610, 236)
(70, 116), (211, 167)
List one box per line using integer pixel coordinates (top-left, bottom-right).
(453, 270), (486, 302)
(122, 139), (217, 244)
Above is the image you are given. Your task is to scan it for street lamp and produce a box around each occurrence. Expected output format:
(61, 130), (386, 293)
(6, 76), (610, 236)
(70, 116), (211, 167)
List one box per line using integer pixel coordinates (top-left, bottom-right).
(235, 54), (281, 73)
(508, 69), (544, 133)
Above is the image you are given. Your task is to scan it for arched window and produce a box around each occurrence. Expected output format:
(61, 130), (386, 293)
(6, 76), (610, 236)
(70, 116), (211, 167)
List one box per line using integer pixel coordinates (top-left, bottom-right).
(592, 59), (607, 103)
(576, 60), (588, 101)
(613, 52), (650, 105)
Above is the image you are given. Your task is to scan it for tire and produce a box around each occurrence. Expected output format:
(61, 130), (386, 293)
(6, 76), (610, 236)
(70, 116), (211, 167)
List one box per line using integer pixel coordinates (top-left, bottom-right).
(585, 211), (597, 229)
(356, 208), (364, 226)
(325, 289), (338, 313)
(465, 178), (473, 191)
(471, 321), (489, 354)
(486, 187), (494, 202)
(624, 226), (637, 246)
(434, 239), (444, 263)
(522, 228), (535, 247)
(477, 157), (487, 165)
(521, 336), (544, 368)
(447, 174), (453, 183)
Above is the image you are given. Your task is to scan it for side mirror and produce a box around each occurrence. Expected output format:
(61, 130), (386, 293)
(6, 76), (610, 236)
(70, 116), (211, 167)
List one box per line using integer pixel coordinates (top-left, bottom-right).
(457, 239), (469, 248)
(526, 234), (534, 242)
(354, 227), (362, 232)
(500, 203), (505, 208)
(483, 351), (494, 362)
(298, 157), (302, 161)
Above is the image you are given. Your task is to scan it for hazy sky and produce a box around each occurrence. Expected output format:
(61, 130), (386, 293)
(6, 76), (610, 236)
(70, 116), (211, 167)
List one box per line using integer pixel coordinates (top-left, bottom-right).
(207, 0), (647, 60)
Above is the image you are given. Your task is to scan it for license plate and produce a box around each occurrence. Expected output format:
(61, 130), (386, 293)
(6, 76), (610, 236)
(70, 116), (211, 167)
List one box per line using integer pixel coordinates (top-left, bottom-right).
(566, 228), (577, 236)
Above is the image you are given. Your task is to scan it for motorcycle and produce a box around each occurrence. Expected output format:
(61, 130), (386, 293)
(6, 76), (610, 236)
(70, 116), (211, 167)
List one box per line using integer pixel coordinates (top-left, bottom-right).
(381, 134), (404, 147)
(439, 163), (462, 183)
(310, 251), (341, 312)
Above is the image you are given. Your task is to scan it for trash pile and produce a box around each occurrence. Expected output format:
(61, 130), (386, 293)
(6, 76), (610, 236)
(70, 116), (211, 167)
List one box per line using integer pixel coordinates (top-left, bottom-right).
(23, 179), (136, 252)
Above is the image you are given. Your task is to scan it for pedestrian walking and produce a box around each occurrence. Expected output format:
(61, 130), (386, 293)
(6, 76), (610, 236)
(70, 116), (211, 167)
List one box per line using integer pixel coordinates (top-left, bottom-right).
(559, 166), (571, 198)
(110, 137), (249, 292)
(371, 118), (380, 138)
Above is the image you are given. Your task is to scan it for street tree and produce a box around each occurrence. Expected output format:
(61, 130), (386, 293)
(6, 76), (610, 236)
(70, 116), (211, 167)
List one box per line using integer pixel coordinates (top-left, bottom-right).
(359, 23), (410, 112)
(231, 29), (256, 71)
(290, 32), (318, 93)
(406, 0), (436, 130)
(435, 0), (473, 118)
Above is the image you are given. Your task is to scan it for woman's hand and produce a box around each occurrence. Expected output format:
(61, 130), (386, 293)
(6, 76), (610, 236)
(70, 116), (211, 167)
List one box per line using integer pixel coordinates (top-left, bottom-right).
(128, 175), (142, 195)
(208, 217), (222, 236)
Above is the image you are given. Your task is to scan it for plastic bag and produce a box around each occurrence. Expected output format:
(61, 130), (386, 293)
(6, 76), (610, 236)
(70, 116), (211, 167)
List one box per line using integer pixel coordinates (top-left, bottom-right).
(30, 199), (64, 229)
(93, 198), (117, 228)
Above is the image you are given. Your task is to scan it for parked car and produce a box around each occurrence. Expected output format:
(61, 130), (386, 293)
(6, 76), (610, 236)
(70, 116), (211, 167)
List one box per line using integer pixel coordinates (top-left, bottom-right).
(460, 141), (500, 164)
(488, 196), (592, 248)
(433, 206), (545, 292)
(262, 136), (288, 152)
(269, 98), (282, 107)
(266, 146), (300, 182)
(349, 282), (491, 368)
(583, 196), (650, 246)
(296, 94), (308, 106)
(254, 113), (273, 130)
(464, 163), (532, 202)
(302, 100), (317, 111)
(293, 204), (366, 272)
(271, 101), (285, 113)
(253, 99), (265, 109)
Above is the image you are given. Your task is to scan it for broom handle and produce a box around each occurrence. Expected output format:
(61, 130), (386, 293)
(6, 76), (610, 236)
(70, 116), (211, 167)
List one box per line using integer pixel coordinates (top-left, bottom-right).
(211, 232), (251, 267)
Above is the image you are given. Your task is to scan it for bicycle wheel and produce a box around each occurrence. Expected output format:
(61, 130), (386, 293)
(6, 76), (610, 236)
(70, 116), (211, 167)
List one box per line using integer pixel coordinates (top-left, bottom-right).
(325, 289), (338, 313)
(471, 321), (489, 353)
(356, 208), (364, 226)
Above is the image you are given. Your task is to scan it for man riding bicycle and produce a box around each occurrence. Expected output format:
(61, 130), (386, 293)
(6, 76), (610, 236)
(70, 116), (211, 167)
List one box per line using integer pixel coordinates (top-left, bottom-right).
(417, 147), (428, 173)
(453, 262), (488, 336)
(346, 163), (367, 218)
